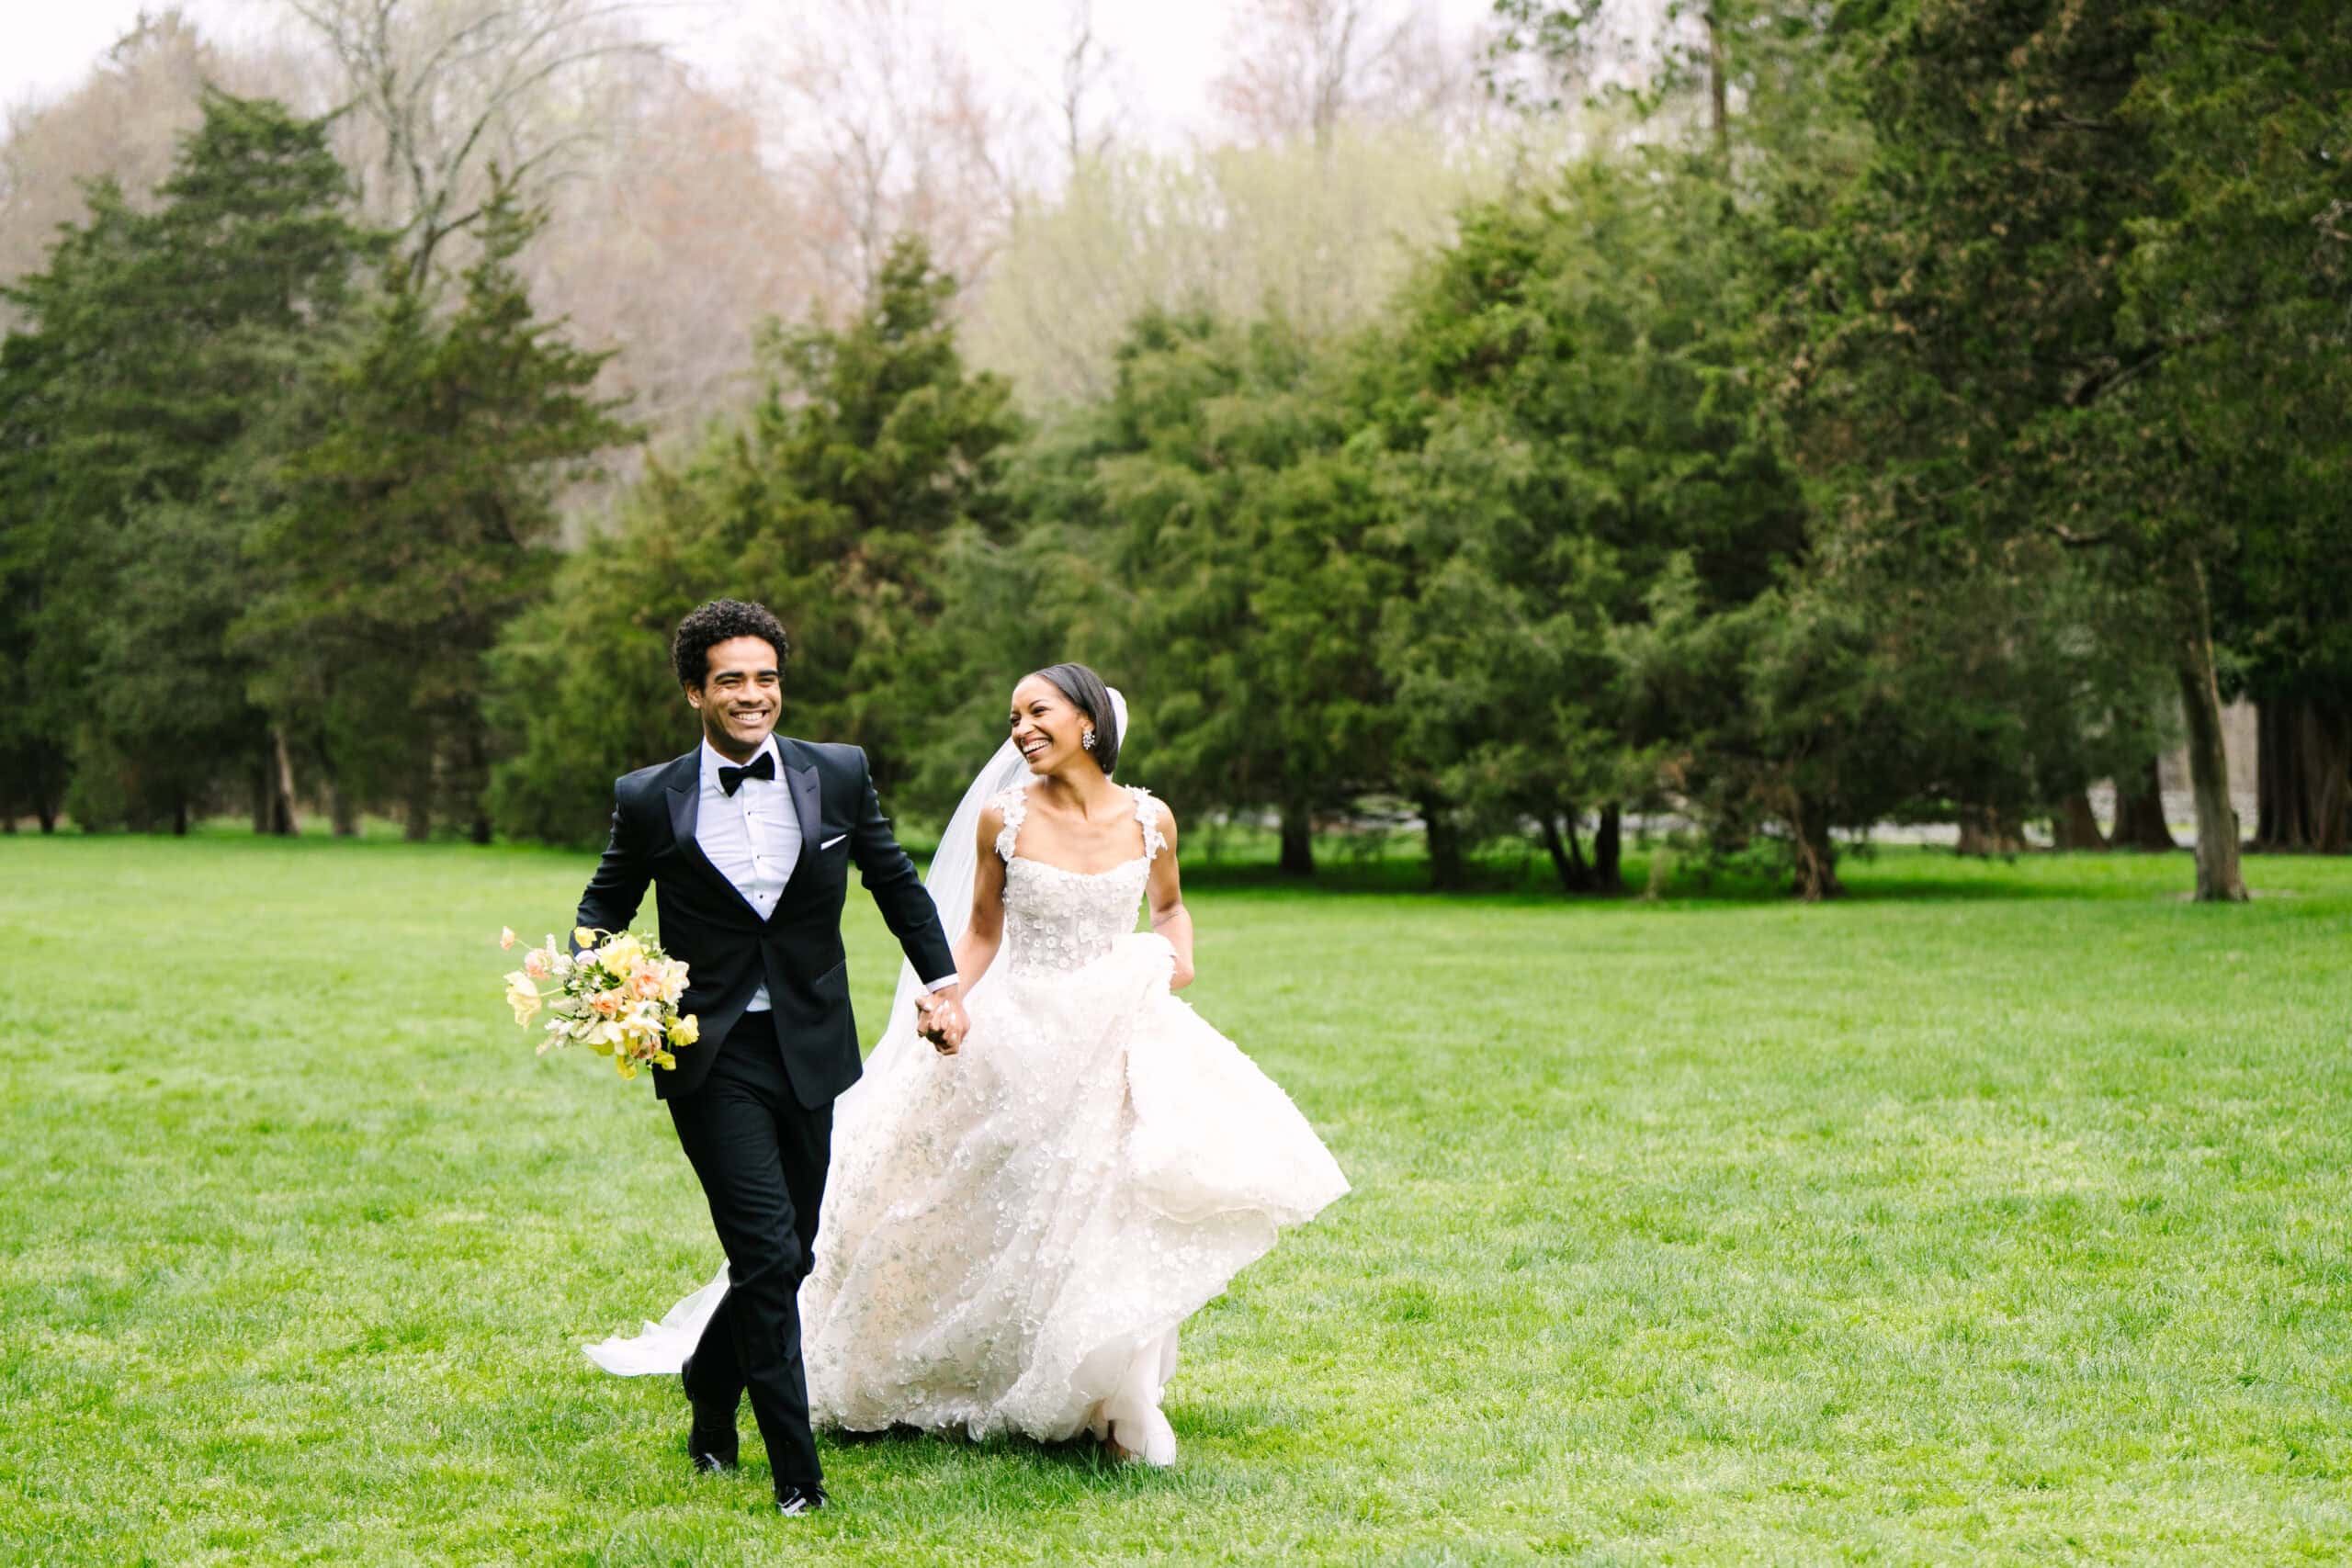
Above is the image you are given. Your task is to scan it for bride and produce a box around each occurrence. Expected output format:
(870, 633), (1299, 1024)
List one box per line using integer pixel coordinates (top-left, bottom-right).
(588, 662), (1349, 1466)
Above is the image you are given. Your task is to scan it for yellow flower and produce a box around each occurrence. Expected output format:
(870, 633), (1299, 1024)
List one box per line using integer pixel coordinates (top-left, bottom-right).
(499, 926), (516, 951)
(503, 971), (541, 1027)
(600, 934), (645, 975)
(616, 1056), (638, 1080)
(573, 926), (599, 951)
(668, 1014), (701, 1048)
(654, 1050), (676, 1071)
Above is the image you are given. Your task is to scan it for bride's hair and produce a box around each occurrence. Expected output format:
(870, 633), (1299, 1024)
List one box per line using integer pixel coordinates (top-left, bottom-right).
(1028, 662), (1120, 774)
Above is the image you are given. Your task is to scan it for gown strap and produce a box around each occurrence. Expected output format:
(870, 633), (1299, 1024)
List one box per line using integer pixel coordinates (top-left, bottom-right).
(1128, 785), (1168, 863)
(992, 781), (1031, 863)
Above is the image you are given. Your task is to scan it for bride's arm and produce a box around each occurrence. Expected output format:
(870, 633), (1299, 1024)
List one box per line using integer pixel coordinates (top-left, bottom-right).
(1144, 805), (1195, 990)
(951, 804), (1010, 992)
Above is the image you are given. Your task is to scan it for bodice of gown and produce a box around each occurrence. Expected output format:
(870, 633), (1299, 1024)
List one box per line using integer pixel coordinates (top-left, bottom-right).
(993, 783), (1166, 980)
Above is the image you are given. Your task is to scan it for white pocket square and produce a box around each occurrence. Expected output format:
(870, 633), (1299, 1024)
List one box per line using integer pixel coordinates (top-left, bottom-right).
(820, 833), (848, 851)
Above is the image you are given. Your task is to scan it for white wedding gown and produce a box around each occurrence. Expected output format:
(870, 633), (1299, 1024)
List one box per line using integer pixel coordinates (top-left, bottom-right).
(586, 781), (1349, 1466)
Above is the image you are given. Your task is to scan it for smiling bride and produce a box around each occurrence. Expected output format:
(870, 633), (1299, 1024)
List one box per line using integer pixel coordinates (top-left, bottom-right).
(589, 662), (1349, 1468)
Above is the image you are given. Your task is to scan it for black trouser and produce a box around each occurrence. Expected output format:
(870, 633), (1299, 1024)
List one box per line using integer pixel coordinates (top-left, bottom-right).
(667, 1014), (831, 1491)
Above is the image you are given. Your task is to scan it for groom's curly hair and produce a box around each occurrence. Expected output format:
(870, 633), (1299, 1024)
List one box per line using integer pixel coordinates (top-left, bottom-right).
(673, 599), (791, 689)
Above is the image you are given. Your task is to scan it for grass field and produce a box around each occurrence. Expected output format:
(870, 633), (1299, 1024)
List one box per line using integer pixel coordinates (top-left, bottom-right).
(2, 830), (2348, 1564)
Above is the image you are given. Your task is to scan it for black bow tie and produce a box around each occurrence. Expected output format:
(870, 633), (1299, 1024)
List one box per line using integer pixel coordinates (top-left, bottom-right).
(718, 751), (775, 796)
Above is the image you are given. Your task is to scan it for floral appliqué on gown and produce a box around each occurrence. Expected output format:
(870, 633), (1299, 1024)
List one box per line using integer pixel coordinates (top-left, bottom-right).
(795, 781), (1350, 1464)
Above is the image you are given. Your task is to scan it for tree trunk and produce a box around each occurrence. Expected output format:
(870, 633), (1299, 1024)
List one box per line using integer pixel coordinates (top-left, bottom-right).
(1539, 812), (1592, 893)
(36, 792), (56, 833)
(2256, 698), (2285, 845)
(1955, 805), (2026, 857)
(2255, 696), (2352, 852)
(405, 740), (435, 842)
(270, 728), (301, 837)
(1593, 803), (1623, 892)
(462, 729), (493, 846)
(1704, 4), (1729, 158)
(1277, 806), (1313, 877)
(2111, 758), (2177, 851)
(1789, 800), (1844, 900)
(2174, 560), (2247, 902)
(172, 793), (189, 837)
(2052, 788), (2108, 851)
(330, 780), (360, 838)
(1419, 794), (1464, 889)
(2310, 701), (2350, 853)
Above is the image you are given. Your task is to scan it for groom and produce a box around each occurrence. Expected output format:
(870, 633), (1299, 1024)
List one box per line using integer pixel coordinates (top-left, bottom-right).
(571, 598), (967, 1516)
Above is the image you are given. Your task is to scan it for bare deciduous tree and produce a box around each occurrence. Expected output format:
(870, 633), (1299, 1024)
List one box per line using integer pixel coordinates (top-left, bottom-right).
(747, 0), (1021, 301)
(520, 55), (822, 464)
(1211, 0), (1486, 149)
(1054, 0), (1123, 175)
(282, 0), (662, 280)
(0, 11), (312, 305)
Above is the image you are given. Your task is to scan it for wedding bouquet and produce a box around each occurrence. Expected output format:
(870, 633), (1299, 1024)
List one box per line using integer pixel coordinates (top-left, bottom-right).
(499, 925), (700, 1079)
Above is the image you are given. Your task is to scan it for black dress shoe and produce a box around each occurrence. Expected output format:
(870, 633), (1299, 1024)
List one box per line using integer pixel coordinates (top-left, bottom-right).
(682, 1354), (741, 1472)
(775, 1483), (828, 1517)
(688, 1413), (739, 1474)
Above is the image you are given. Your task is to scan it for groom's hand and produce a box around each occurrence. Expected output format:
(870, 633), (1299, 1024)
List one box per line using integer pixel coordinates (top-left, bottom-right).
(916, 987), (969, 1055)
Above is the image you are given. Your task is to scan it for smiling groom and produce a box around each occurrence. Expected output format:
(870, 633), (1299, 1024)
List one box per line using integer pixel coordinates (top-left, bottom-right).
(571, 599), (967, 1517)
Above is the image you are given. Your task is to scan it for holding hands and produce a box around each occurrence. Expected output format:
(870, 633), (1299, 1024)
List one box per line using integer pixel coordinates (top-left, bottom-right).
(915, 987), (969, 1055)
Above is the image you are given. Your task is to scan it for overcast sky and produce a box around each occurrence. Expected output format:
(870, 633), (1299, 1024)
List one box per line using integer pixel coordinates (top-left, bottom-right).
(4, 1), (1498, 144)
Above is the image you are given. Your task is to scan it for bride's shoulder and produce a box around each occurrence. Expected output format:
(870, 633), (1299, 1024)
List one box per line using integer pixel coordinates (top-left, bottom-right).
(988, 777), (1035, 818)
(1124, 783), (1177, 855)
(978, 779), (1033, 861)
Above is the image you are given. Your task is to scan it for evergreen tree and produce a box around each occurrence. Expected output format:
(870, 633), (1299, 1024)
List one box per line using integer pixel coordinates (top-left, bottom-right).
(1068, 309), (1395, 877)
(0, 91), (379, 830)
(1779, 1), (2265, 899)
(1364, 161), (1810, 890)
(491, 238), (1020, 844)
(2119, 1), (2352, 852)
(238, 181), (634, 840)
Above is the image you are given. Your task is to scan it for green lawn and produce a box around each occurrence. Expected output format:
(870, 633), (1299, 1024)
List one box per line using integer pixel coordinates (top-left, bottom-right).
(2, 832), (2347, 1564)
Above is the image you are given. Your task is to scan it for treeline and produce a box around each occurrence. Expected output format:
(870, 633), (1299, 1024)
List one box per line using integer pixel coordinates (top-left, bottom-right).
(0, 95), (630, 839)
(6, 3), (2348, 902)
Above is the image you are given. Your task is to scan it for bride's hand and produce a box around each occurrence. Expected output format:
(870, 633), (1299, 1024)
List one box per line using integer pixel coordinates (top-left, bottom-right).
(1138, 931), (1192, 991)
(917, 991), (969, 1055)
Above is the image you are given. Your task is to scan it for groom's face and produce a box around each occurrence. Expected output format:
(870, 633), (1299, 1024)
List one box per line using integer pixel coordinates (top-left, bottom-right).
(687, 636), (782, 757)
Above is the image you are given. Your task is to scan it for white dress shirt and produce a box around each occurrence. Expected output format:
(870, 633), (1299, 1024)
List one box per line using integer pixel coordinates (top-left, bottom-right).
(698, 737), (798, 1012)
(696, 736), (958, 1011)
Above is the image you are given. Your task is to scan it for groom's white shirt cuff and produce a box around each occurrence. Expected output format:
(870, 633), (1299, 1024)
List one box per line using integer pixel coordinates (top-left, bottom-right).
(922, 973), (958, 993)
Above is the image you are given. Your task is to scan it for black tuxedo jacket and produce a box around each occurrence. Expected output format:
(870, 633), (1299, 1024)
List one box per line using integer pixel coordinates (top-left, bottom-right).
(572, 737), (955, 1107)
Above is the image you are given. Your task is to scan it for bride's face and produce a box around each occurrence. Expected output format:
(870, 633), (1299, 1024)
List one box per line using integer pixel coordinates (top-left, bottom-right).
(1009, 676), (1089, 776)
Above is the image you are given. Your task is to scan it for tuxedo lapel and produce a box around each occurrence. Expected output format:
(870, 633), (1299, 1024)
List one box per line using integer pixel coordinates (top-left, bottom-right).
(777, 739), (824, 907)
(664, 754), (762, 918)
